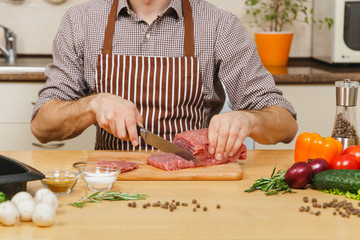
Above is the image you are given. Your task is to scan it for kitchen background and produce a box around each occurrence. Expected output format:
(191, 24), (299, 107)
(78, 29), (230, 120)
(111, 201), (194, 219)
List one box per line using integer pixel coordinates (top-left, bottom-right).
(0, 0), (312, 57)
(1, 0), (357, 151)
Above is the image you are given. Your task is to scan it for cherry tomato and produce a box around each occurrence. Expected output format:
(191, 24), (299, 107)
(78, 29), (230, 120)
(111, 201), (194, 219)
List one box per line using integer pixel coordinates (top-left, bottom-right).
(331, 154), (360, 170)
(342, 145), (360, 163)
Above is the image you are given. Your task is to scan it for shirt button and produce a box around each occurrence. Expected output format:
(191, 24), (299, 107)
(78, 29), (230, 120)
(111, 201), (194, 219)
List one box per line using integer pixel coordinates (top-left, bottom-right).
(127, 9), (131, 15)
(145, 33), (151, 39)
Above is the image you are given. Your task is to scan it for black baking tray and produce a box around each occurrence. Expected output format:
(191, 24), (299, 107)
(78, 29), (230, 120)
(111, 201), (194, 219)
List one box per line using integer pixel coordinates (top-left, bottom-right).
(0, 155), (44, 199)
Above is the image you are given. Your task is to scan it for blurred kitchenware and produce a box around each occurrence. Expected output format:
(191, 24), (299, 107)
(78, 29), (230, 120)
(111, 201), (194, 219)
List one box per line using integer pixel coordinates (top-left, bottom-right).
(331, 79), (359, 149)
(0, 155), (44, 198)
(0, 25), (16, 64)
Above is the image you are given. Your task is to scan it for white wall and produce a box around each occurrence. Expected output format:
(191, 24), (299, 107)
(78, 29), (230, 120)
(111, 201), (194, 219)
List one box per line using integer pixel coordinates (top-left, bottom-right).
(0, 0), (312, 57)
(254, 84), (360, 150)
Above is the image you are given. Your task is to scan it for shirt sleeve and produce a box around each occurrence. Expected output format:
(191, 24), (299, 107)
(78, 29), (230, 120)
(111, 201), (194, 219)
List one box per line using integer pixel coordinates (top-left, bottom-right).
(32, 7), (90, 120)
(214, 14), (296, 118)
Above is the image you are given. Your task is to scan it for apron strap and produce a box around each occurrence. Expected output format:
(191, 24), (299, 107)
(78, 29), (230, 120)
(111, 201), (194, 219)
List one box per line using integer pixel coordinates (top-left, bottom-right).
(102, 0), (195, 56)
(182, 0), (195, 57)
(102, 0), (119, 54)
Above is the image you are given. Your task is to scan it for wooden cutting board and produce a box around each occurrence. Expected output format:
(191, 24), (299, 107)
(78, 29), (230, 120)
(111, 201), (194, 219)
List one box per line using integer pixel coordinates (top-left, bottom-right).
(86, 151), (243, 181)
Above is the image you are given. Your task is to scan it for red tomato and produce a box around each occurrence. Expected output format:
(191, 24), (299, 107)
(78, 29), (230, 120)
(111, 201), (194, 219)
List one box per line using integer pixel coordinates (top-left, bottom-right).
(342, 145), (360, 163)
(331, 154), (360, 170)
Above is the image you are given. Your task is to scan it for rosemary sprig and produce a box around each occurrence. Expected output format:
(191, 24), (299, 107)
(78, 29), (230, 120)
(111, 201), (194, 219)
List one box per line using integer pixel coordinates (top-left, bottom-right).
(68, 191), (149, 208)
(245, 167), (295, 195)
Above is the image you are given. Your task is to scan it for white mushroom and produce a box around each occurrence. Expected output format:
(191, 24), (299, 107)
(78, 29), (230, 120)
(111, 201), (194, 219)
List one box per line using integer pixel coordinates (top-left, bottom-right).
(17, 199), (36, 222)
(11, 191), (33, 206)
(37, 193), (58, 210)
(34, 188), (53, 202)
(32, 202), (56, 227)
(0, 201), (20, 226)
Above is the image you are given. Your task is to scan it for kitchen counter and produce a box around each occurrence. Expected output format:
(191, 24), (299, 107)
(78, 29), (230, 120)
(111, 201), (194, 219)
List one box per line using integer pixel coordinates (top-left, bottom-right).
(0, 150), (359, 240)
(1, 56), (360, 83)
(0, 56), (51, 81)
(273, 58), (360, 84)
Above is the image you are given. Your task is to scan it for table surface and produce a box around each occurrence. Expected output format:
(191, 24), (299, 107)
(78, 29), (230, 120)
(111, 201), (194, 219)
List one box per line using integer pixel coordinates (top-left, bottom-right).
(0, 150), (359, 240)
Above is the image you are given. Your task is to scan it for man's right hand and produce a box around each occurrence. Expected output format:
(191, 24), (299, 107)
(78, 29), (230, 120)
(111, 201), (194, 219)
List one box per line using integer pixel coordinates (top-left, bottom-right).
(90, 93), (143, 146)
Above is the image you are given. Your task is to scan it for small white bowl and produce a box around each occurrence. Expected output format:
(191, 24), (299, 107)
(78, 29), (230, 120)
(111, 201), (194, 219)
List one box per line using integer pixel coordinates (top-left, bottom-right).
(80, 166), (121, 192)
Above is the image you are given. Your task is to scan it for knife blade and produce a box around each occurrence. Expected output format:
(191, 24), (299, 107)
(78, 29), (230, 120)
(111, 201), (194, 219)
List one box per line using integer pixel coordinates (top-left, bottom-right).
(136, 125), (200, 163)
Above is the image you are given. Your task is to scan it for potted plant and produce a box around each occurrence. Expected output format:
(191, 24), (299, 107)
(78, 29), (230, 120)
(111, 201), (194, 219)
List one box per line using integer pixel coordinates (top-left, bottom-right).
(245, 0), (333, 67)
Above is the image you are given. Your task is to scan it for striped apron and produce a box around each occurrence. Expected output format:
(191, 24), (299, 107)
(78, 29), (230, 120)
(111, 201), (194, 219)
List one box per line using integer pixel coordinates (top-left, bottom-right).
(95, 0), (205, 150)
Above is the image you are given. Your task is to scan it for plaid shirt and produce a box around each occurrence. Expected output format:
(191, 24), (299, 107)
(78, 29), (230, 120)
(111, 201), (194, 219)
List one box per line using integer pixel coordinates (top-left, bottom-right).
(33, 0), (296, 122)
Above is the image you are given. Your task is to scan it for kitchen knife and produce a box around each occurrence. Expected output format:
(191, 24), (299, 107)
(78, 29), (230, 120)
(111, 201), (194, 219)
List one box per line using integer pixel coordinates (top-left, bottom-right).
(136, 125), (200, 163)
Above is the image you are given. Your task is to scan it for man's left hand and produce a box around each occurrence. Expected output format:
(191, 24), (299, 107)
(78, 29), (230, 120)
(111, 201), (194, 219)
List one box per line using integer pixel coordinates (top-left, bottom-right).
(208, 111), (252, 160)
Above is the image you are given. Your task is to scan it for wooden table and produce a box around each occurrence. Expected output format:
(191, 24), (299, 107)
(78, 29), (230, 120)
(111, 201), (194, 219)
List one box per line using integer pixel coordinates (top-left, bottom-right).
(0, 150), (358, 240)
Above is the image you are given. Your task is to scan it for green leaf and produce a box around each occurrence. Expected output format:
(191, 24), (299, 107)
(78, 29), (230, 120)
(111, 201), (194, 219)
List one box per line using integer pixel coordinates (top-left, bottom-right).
(243, 0), (332, 31)
(88, 191), (101, 199)
(0, 192), (7, 203)
(245, 166), (294, 195)
(320, 188), (360, 201)
(68, 191), (149, 208)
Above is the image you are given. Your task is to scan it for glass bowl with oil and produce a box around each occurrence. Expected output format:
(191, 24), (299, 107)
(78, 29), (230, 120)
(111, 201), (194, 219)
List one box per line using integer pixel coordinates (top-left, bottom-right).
(41, 169), (79, 195)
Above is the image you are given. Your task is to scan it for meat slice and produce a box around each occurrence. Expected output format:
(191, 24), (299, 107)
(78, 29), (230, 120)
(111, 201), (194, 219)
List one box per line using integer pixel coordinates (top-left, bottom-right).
(95, 160), (139, 173)
(147, 153), (196, 171)
(147, 128), (247, 171)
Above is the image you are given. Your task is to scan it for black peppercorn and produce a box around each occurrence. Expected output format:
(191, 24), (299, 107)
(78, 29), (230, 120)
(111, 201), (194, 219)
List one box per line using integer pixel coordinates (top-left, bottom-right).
(332, 113), (358, 138)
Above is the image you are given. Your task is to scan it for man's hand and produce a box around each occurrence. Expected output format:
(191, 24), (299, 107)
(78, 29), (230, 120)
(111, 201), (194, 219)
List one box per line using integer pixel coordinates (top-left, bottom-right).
(90, 93), (143, 146)
(208, 111), (252, 160)
(208, 106), (298, 160)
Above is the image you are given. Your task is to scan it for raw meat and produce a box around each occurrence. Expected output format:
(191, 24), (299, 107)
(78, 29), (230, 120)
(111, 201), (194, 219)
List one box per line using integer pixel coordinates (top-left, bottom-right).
(95, 160), (139, 173)
(147, 153), (196, 171)
(147, 128), (247, 171)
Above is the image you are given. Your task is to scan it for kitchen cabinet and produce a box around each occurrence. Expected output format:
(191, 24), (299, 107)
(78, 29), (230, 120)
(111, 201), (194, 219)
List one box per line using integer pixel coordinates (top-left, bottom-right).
(255, 84), (360, 150)
(0, 81), (96, 150)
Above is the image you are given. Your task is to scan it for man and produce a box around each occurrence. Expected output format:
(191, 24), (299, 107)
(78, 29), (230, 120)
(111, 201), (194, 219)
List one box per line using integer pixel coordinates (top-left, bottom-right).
(31, 0), (297, 161)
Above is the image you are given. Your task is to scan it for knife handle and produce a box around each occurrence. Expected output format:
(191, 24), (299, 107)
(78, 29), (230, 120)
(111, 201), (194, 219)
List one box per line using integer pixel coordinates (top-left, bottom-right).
(136, 124), (142, 136)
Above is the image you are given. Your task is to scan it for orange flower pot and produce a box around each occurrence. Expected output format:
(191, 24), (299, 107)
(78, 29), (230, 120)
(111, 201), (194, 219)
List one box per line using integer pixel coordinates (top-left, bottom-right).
(255, 32), (294, 67)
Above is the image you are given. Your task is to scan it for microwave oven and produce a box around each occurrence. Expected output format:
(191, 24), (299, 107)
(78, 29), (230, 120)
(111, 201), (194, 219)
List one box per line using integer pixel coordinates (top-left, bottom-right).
(312, 0), (360, 64)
